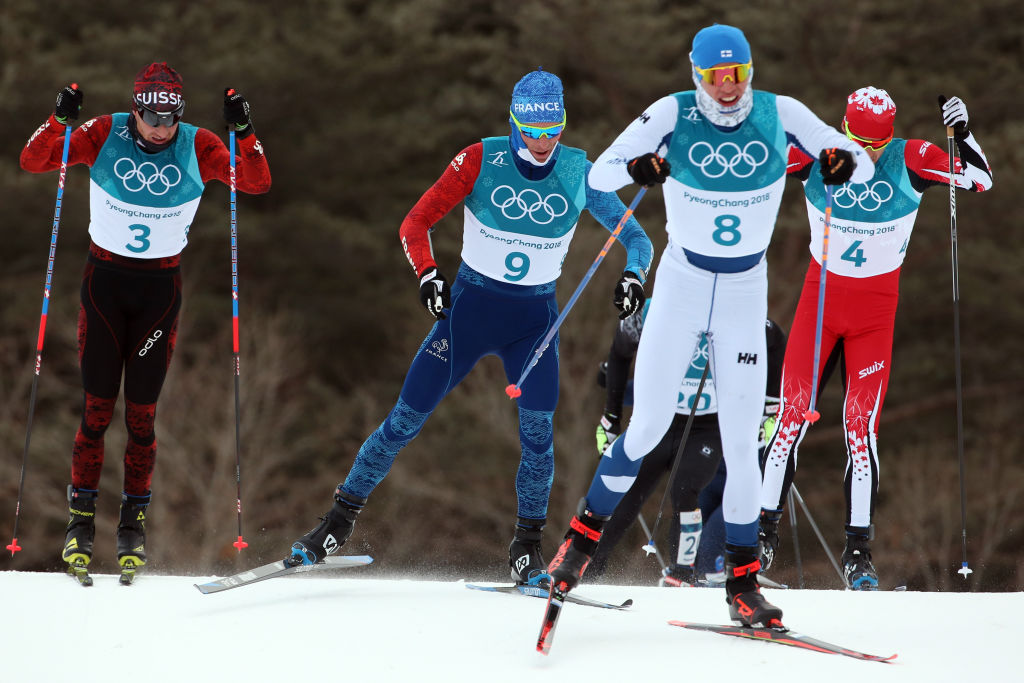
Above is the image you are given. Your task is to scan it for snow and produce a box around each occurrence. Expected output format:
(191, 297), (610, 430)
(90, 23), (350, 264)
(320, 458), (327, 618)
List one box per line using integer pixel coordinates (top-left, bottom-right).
(2, 566), (1015, 682)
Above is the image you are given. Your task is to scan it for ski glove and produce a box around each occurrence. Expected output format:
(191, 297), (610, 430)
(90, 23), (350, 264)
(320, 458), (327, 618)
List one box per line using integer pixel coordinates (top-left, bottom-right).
(55, 84), (83, 123)
(819, 148), (855, 185)
(613, 270), (645, 320)
(223, 88), (254, 138)
(627, 153), (671, 187)
(595, 412), (621, 456)
(419, 267), (450, 320)
(939, 95), (969, 137)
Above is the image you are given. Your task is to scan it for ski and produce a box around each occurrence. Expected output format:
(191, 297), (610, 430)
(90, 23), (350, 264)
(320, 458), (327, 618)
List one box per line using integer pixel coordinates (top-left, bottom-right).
(119, 557), (141, 586)
(465, 581), (632, 610)
(194, 555), (374, 594)
(669, 621), (897, 662)
(66, 558), (93, 587)
(536, 584), (567, 655)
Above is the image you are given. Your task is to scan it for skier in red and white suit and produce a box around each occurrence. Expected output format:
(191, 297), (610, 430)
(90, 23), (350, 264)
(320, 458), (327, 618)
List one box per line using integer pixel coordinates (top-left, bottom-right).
(758, 87), (992, 589)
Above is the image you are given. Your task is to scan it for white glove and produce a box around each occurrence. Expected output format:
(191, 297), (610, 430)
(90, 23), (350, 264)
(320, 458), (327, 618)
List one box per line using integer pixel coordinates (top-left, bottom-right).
(941, 96), (969, 133)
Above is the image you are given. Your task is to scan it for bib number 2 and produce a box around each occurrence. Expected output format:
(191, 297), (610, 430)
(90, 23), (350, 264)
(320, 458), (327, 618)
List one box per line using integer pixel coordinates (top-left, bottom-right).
(125, 224), (151, 254)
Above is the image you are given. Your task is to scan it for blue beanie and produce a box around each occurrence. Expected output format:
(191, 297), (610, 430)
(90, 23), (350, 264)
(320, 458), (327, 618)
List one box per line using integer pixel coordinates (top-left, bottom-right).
(510, 68), (565, 124)
(690, 24), (751, 69)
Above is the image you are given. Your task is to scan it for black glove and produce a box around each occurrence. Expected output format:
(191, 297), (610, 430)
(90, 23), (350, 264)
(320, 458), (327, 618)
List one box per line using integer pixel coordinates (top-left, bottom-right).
(223, 88), (253, 137)
(419, 267), (450, 320)
(595, 412), (621, 455)
(55, 84), (83, 122)
(627, 153), (671, 187)
(819, 148), (855, 185)
(613, 270), (645, 320)
(938, 95), (969, 137)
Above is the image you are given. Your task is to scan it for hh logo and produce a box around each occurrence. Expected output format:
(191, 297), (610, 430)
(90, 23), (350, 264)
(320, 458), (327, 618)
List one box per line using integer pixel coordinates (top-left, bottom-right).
(639, 112), (651, 124)
(737, 352), (758, 364)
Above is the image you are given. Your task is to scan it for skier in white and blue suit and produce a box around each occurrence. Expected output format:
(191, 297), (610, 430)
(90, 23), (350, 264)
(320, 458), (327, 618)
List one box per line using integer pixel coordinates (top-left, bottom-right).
(547, 24), (875, 627)
(286, 69), (653, 584)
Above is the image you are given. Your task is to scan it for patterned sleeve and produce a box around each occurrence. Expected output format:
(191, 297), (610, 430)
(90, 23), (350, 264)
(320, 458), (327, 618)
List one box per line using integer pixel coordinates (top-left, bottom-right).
(582, 160), (654, 282)
(20, 114), (110, 172)
(194, 128), (271, 194)
(399, 142), (482, 278)
(904, 136), (992, 193)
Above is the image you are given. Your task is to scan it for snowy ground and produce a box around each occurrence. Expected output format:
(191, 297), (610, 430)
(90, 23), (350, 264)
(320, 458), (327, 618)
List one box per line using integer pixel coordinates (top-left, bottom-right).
(2, 565), (1013, 682)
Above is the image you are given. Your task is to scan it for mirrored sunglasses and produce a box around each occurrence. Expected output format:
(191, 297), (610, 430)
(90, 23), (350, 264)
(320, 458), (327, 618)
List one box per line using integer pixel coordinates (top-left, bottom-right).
(510, 110), (566, 139)
(138, 103), (184, 128)
(842, 120), (892, 152)
(694, 62), (752, 86)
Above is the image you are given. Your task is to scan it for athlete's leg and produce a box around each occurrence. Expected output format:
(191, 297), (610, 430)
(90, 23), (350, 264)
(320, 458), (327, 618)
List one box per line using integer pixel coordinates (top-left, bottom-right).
(667, 419), (722, 566)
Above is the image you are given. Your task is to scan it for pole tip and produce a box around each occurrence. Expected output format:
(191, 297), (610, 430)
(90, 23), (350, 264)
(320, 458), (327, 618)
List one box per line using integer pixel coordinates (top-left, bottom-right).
(958, 563), (973, 578)
(641, 543), (657, 556)
(233, 535), (248, 551)
(505, 384), (522, 399)
(803, 410), (820, 423)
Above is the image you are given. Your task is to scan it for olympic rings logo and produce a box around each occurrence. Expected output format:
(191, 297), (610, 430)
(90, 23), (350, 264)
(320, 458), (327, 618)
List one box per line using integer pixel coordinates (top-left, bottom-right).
(114, 157), (182, 196)
(688, 140), (769, 178)
(832, 180), (893, 212)
(490, 185), (569, 225)
(690, 340), (710, 372)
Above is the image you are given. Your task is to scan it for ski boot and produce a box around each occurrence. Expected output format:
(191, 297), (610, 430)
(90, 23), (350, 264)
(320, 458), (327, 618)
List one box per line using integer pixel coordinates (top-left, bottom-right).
(287, 486), (365, 566)
(117, 491), (150, 585)
(547, 499), (609, 594)
(63, 486), (98, 587)
(659, 563), (698, 587)
(725, 544), (784, 627)
(842, 527), (879, 591)
(757, 508), (782, 572)
(509, 517), (549, 587)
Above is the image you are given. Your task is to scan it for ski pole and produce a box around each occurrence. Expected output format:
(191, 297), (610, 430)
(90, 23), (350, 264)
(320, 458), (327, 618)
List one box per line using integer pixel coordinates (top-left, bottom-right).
(803, 184), (834, 423)
(787, 488), (804, 589)
(790, 484), (845, 585)
(505, 187), (646, 399)
(227, 120), (247, 552)
(938, 95), (971, 578)
(642, 352), (710, 559)
(7, 116), (74, 557)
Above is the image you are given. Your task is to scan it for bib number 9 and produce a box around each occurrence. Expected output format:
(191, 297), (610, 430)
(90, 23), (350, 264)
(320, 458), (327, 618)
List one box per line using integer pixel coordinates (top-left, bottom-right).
(504, 251), (530, 282)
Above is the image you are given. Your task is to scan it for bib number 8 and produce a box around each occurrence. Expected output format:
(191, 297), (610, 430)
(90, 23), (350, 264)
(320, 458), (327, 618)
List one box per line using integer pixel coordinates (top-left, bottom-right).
(504, 251), (530, 282)
(713, 214), (741, 246)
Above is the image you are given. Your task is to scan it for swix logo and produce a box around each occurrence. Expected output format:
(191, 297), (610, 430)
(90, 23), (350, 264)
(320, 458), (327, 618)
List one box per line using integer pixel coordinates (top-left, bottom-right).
(487, 151), (508, 167)
(426, 337), (449, 362)
(858, 360), (885, 379)
(451, 152), (466, 171)
(639, 112), (651, 124)
(737, 352), (758, 364)
(134, 91), (183, 108)
(253, 140), (264, 155)
(138, 329), (163, 356)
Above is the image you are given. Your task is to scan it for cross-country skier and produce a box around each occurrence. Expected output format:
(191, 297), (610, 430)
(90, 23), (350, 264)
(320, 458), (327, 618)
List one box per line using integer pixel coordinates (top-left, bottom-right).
(758, 87), (993, 590)
(545, 23), (874, 627)
(285, 69), (653, 586)
(586, 310), (786, 588)
(19, 63), (271, 582)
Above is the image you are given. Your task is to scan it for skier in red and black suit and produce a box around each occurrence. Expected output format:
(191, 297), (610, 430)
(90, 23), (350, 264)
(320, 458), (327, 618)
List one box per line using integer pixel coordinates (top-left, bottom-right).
(20, 62), (271, 580)
(758, 87), (992, 589)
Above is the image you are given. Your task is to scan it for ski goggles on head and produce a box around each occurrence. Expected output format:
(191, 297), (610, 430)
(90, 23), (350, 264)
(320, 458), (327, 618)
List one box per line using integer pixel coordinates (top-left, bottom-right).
(693, 61), (752, 86)
(510, 110), (566, 139)
(136, 102), (185, 128)
(842, 119), (892, 152)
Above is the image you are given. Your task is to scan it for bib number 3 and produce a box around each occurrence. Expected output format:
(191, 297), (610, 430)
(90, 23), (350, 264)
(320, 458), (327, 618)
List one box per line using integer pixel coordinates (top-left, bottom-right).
(126, 223), (152, 253)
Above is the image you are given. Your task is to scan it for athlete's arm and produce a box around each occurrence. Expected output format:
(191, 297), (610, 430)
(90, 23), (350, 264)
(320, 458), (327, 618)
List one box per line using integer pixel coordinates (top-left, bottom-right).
(399, 142), (482, 277)
(589, 95), (678, 192)
(776, 95), (875, 184)
(20, 114), (110, 172)
(904, 136), (992, 193)
(195, 128), (271, 194)
(583, 161), (653, 282)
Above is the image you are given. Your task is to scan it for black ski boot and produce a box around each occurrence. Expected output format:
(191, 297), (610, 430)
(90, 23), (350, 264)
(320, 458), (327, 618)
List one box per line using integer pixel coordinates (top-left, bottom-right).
(547, 499), (609, 594)
(63, 486), (98, 587)
(509, 517), (549, 586)
(117, 491), (150, 585)
(842, 527), (879, 591)
(725, 544), (784, 627)
(288, 486), (365, 566)
(659, 563), (698, 587)
(758, 508), (782, 572)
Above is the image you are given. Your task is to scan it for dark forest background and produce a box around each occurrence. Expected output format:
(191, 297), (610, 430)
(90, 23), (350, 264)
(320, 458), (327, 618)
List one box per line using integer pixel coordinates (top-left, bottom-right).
(1, 0), (1021, 591)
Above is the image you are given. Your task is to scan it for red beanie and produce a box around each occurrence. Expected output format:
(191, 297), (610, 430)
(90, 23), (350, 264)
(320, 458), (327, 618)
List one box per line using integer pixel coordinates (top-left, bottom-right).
(843, 86), (896, 144)
(132, 62), (184, 112)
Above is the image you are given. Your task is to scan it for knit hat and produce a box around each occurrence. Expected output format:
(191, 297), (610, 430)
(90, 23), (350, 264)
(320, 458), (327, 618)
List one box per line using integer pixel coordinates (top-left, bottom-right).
(690, 24), (751, 69)
(132, 62), (184, 112)
(510, 68), (565, 124)
(843, 86), (896, 143)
